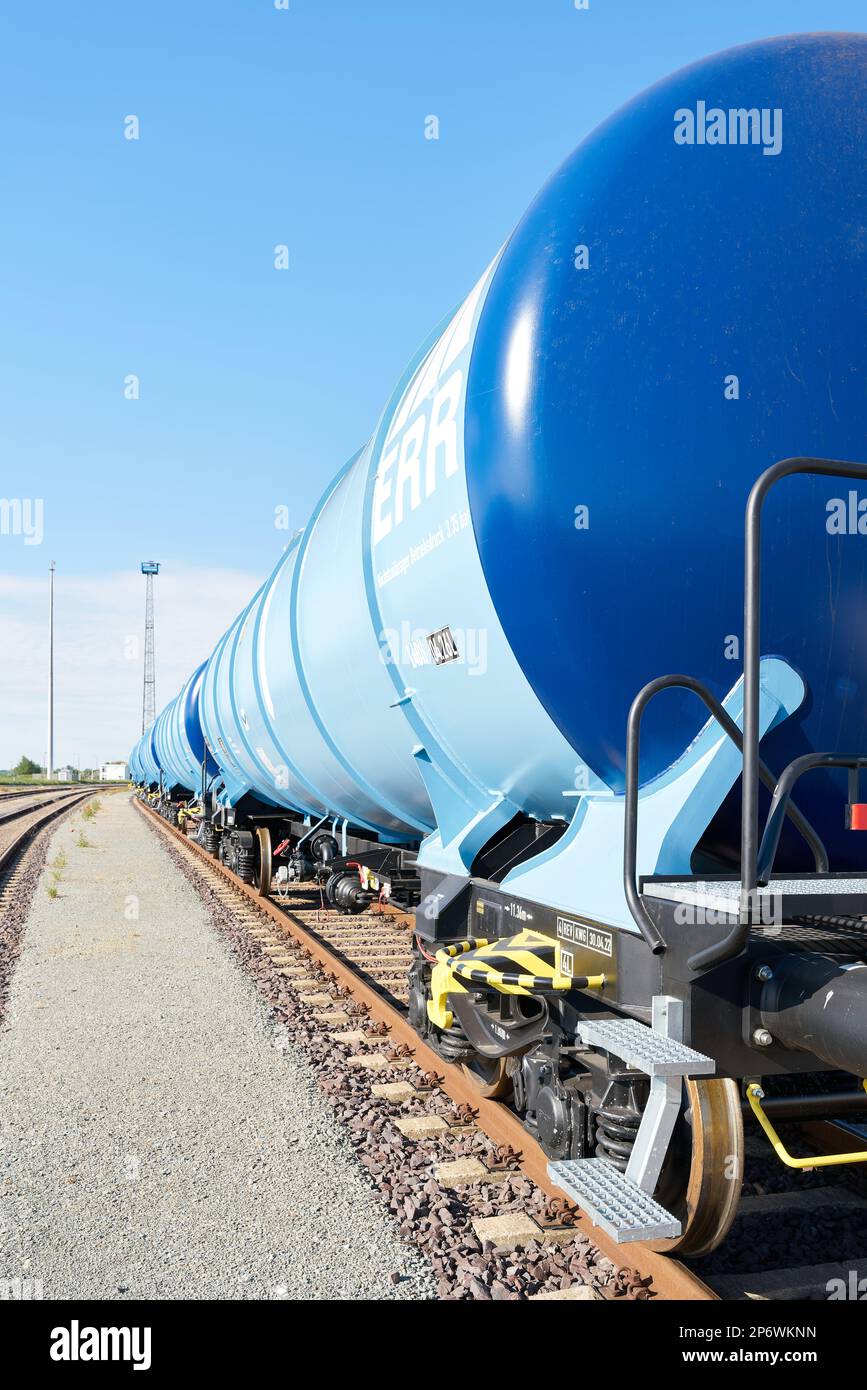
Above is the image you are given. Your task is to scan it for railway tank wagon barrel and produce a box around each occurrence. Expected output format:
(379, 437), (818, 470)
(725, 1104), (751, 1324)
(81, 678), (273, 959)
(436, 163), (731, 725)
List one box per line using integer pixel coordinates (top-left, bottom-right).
(149, 664), (220, 826)
(131, 726), (162, 796)
(128, 743), (143, 787)
(131, 33), (867, 1256)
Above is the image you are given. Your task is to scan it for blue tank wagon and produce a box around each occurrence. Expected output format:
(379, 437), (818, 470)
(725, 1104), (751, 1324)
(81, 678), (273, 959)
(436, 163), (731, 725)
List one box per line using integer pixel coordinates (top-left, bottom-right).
(132, 35), (867, 1253)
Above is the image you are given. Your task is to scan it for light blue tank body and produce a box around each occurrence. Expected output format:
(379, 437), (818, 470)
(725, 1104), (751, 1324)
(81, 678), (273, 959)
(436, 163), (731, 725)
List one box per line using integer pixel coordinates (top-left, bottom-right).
(198, 493), (435, 839)
(151, 664), (217, 796)
(131, 35), (867, 927)
(128, 742), (143, 783)
(133, 727), (161, 789)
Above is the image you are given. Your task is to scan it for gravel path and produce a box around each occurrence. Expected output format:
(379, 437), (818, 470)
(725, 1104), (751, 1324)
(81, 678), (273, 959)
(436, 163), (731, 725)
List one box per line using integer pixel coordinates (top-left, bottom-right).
(0, 796), (435, 1300)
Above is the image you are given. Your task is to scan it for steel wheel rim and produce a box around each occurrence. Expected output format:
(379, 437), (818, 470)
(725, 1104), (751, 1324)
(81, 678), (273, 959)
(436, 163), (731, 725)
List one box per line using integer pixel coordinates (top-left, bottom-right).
(254, 825), (272, 897)
(649, 1076), (743, 1256)
(461, 1054), (513, 1099)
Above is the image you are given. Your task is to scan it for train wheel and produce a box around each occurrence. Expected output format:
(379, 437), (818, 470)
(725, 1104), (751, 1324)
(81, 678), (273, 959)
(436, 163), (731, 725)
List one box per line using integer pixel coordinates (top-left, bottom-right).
(650, 1077), (743, 1256)
(461, 1054), (513, 1100)
(254, 826), (272, 897)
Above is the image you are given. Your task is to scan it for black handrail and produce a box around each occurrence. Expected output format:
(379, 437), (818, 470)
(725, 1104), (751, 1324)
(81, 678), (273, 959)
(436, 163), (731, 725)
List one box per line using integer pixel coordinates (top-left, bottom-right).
(756, 753), (867, 884)
(707, 457), (867, 969)
(625, 458), (867, 973)
(624, 674), (828, 958)
(687, 458), (867, 971)
(742, 460), (867, 895)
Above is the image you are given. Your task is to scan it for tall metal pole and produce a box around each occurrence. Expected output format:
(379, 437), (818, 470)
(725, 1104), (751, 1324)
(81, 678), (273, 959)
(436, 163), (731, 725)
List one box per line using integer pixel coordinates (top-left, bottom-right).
(141, 561), (159, 733)
(47, 561), (55, 780)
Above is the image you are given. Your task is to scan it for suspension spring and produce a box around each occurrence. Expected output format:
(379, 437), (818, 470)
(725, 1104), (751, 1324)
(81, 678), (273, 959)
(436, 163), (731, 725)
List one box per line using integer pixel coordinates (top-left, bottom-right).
(593, 1103), (641, 1171)
(435, 1014), (475, 1062)
(234, 848), (255, 883)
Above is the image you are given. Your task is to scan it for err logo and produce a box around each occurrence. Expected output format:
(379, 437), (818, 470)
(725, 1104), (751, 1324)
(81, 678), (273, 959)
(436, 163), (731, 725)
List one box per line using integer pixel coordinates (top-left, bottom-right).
(50, 1321), (152, 1372)
(371, 262), (494, 548)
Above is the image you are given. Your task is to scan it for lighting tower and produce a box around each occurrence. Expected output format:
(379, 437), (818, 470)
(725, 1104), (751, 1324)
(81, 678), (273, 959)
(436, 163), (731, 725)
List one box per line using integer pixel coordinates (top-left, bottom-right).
(141, 561), (160, 734)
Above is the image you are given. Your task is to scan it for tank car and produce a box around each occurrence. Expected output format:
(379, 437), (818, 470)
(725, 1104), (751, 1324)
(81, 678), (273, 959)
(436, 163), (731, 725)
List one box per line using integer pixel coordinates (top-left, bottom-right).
(130, 666), (219, 829)
(134, 34), (867, 1252)
(130, 725), (161, 797)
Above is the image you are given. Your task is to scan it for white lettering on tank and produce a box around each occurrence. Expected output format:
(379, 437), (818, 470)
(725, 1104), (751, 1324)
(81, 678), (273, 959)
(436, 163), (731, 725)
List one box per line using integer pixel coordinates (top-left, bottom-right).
(373, 367), (463, 543)
(394, 415), (426, 525)
(385, 276), (485, 446)
(373, 446), (398, 544)
(426, 370), (461, 494)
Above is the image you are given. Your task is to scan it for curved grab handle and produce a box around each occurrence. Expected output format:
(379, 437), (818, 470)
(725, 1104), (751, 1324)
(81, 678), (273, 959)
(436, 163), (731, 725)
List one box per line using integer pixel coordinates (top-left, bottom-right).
(624, 673), (827, 963)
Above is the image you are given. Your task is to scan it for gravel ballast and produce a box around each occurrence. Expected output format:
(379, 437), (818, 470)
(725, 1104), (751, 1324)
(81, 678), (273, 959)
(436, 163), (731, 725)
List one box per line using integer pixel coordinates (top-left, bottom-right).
(149, 813), (623, 1300)
(0, 795), (435, 1300)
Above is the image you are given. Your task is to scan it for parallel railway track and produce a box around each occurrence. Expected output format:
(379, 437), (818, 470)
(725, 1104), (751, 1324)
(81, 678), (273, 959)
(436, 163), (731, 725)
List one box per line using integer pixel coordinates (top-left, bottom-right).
(0, 789), (96, 885)
(0, 789), (100, 1025)
(137, 797), (715, 1301)
(0, 783), (101, 805)
(0, 784), (70, 800)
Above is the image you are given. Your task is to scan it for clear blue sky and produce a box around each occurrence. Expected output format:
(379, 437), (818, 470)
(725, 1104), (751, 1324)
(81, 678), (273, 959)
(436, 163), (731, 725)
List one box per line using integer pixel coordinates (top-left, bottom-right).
(0, 0), (863, 586)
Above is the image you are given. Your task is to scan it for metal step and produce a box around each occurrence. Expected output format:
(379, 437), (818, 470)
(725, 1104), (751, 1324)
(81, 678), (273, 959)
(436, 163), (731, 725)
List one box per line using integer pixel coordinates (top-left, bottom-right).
(548, 1157), (681, 1243)
(575, 1017), (715, 1077)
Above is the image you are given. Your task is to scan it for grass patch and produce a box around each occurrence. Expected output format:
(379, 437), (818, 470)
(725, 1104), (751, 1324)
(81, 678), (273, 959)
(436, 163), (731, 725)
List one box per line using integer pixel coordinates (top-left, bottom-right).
(46, 884), (59, 899)
(52, 851), (67, 870)
(76, 833), (91, 848)
(82, 799), (101, 820)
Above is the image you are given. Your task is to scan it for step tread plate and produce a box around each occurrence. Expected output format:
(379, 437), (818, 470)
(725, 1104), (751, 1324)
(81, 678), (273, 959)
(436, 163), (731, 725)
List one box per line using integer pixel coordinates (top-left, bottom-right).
(548, 1157), (681, 1243)
(576, 1017), (715, 1076)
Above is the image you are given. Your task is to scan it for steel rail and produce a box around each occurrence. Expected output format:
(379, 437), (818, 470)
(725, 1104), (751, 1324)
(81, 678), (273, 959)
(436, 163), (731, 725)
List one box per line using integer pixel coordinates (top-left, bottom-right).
(0, 783), (102, 802)
(0, 791), (95, 875)
(0, 788), (89, 830)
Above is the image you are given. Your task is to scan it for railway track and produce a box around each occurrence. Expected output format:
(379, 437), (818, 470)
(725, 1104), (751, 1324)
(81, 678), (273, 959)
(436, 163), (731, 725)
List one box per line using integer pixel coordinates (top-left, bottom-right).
(690, 1117), (867, 1300)
(0, 788), (95, 882)
(0, 788), (99, 1024)
(140, 799), (867, 1303)
(0, 783), (100, 804)
(136, 797), (714, 1301)
(0, 784), (64, 800)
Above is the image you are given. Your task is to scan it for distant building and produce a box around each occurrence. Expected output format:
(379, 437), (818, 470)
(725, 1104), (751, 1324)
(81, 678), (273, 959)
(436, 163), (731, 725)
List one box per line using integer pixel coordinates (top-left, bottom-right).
(100, 761), (128, 782)
(55, 766), (79, 783)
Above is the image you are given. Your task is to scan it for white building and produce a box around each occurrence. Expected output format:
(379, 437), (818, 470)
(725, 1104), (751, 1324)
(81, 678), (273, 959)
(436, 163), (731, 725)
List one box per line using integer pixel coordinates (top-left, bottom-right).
(100, 761), (128, 782)
(55, 766), (79, 782)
